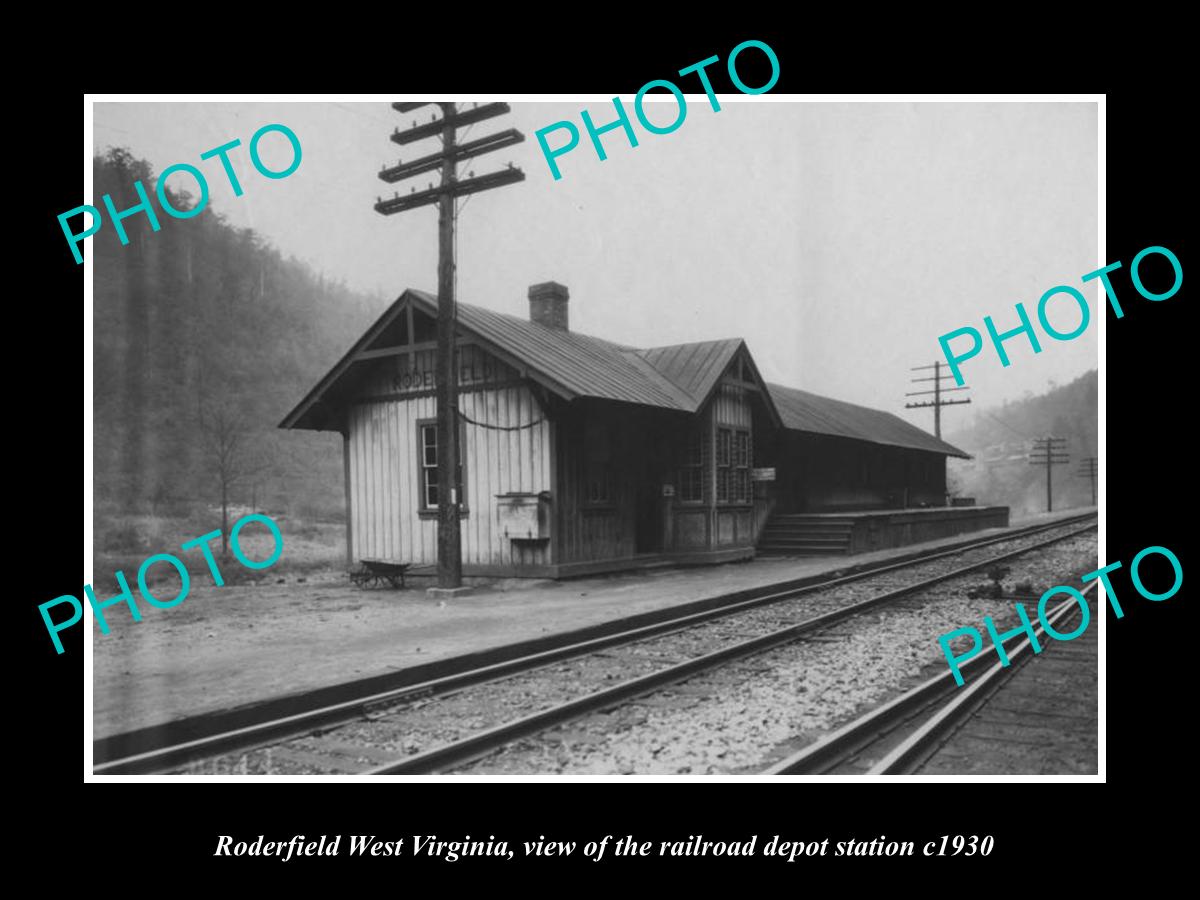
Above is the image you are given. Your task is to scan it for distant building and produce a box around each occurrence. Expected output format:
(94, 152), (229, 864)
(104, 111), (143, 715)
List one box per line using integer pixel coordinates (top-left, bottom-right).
(282, 283), (1004, 577)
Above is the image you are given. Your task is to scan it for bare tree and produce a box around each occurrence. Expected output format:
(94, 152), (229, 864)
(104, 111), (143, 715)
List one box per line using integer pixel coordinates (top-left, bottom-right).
(198, 400), (265, 557)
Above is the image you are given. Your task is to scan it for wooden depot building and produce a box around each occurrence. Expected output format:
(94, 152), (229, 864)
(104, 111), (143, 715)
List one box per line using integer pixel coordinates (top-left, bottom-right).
(281, 283), (1007, 578)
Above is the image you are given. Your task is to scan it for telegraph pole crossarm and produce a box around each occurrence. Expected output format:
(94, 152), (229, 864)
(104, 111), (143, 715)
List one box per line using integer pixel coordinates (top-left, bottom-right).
(905, 360), (970, 439)
(1029, 436), (1070, 512)
(373, 101), (526, 591)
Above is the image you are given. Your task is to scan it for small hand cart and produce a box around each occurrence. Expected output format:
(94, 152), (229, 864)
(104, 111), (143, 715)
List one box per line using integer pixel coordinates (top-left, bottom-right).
(349, 558), (410, 589)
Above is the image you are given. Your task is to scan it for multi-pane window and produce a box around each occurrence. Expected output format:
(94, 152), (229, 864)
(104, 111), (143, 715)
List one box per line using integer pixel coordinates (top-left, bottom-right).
(421, 423), (439, 507)
(717, 427), (751, 504)
(678, 426), (706, 502)
(734, 429), (751, 503)
(716, 428), (731, 502)
(419, 421), (465, 510)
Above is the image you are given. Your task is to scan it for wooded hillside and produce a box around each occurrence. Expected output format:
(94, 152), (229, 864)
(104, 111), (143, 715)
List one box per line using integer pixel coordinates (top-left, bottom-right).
(93, 148), (386, 533)
(944, 369), (1099, 517)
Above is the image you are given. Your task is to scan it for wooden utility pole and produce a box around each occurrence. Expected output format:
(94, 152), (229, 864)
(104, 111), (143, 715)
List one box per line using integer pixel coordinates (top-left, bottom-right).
(905, 360), (970, 439)
(1029, 436), (1069, 512)
(375, 102), (525, 589)
(1078, 456), (1098, 506)
(435, 107), (460, 588)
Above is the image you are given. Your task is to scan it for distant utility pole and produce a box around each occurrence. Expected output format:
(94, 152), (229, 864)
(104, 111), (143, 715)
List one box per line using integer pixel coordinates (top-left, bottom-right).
(374, 102), (525, 589)
(1078, 456), (1098, 506)
(1029, 436), (1070, 512)
(905, 360), (971, 439)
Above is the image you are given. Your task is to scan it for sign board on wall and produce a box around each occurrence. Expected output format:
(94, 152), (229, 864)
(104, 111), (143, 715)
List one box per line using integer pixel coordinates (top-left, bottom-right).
(391, 345), (508, 394)
(497, 492), (549, 540)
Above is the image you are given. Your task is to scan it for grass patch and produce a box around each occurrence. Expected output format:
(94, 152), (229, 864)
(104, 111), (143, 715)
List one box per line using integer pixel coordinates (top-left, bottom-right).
(92, 507), (345, 590)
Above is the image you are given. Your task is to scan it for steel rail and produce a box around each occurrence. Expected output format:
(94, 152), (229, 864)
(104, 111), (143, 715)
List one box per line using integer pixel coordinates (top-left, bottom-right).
(94, 513), (1095, 775)
(365, 523), (1097, 774)
(867, 582), (1095, 775)
(765, 582), (1098, 775)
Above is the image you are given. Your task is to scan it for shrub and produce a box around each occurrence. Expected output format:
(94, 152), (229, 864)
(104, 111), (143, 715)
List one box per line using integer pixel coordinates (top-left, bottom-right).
(102, 521), (145, 553)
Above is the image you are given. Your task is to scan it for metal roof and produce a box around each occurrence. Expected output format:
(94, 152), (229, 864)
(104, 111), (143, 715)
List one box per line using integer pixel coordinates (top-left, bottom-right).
(767, 383), (970, 458)
(443, 294), (696, 411)
(282, 289), (968, 457)
(637, 340), (744, 401)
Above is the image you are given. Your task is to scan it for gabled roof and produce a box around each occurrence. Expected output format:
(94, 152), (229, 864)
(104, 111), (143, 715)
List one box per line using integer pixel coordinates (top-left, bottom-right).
(768, 383), (970, 458)
(449, 295), (696, 411)
(638, 339), (743, 400)
(281, 288), (969, 458)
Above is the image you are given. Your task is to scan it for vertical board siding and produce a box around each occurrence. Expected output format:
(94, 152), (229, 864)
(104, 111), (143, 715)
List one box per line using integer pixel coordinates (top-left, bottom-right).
(347, 359), (551, 569)
(554, 403), (637, 564)
(345, 345), (770, 570)
(461, 385), (551, 567)
(713, 383), (752, 427)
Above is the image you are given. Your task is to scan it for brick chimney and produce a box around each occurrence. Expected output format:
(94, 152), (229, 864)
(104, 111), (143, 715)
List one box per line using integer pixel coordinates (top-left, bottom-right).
(528, 281), (569, 331)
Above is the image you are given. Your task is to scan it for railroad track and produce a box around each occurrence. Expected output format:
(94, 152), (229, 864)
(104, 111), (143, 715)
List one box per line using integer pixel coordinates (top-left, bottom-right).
(765, 581), (1099, 775)
(94, 513), (1096, 775)
(394, 526), (1097, 776)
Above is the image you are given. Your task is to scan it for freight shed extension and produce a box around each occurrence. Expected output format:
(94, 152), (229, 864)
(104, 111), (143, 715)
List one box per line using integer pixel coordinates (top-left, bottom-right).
(281, 283), (991, 577)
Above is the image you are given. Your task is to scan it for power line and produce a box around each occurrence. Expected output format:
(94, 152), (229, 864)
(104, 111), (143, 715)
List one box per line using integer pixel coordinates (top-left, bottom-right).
(982, 409), (1032, 440)
(458, 408), (544, 431)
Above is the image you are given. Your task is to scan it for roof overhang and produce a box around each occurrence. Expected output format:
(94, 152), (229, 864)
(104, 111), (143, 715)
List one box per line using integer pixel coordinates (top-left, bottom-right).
(279, 290), (577, 432)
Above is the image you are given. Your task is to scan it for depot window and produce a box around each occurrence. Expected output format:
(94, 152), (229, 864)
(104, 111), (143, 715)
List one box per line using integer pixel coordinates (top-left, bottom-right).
(418, 420), (467, 513)
(678, 426), (707, 503)
(717, 427), (751, 504)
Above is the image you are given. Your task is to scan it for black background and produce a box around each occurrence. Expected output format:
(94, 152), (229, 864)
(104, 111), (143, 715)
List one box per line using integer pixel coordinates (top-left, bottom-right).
(22, 24), (1188, 886)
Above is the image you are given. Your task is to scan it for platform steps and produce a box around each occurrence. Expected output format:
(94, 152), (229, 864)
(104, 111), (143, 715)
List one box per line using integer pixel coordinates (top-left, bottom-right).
(757, 514), (856, 556)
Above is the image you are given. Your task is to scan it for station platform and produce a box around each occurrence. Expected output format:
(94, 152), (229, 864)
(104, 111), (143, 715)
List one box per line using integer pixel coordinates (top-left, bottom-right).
(759, 505), (1010, 556)
(91, 508), (1091, 739)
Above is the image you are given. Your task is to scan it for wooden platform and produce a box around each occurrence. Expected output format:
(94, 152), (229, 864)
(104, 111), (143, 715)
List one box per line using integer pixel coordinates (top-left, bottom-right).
(407, 545), (756, 581)
(758, 506), (1010, 556)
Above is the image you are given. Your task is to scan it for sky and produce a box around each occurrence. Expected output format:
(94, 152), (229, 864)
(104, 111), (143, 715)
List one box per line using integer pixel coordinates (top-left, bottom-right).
(93, 99), (1098, 429)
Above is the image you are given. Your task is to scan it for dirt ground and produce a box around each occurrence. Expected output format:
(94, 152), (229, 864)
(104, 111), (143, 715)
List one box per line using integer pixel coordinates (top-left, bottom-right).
(92, 561), (805, 737)
(91, 509), (1089, 739)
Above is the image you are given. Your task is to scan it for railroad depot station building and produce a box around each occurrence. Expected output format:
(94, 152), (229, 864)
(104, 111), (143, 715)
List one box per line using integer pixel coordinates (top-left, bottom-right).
(282, 283), (1008, 578)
